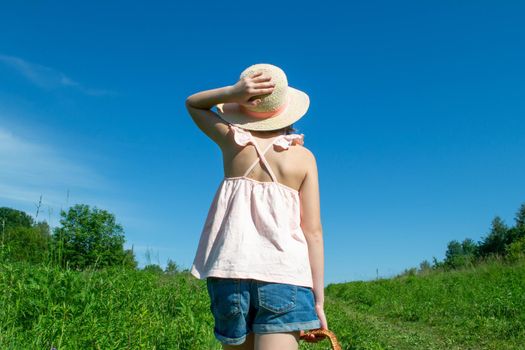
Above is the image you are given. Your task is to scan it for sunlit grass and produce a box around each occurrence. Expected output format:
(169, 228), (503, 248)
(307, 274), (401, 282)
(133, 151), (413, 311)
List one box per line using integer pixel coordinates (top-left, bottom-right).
(1, 258), (524, 349)
(0, 262), (218, 349)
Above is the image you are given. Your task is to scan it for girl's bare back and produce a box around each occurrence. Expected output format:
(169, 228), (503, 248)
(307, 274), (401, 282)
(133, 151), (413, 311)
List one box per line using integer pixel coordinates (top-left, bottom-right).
(221, 129), (311, 192)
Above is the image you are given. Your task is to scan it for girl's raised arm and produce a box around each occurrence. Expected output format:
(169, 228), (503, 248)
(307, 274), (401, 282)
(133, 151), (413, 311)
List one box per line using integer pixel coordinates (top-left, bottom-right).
(185, 72), (275, 146)
(185, 86), (233, 146)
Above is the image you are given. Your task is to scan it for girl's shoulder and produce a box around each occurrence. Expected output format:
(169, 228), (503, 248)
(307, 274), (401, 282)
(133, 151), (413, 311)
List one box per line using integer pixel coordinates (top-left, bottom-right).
(274, 136), (316, 175)
(293, 144), (316, 165)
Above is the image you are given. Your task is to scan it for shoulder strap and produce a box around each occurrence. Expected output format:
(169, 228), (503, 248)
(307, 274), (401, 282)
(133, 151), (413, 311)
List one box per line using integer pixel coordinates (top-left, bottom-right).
(242, 136), (284, 182)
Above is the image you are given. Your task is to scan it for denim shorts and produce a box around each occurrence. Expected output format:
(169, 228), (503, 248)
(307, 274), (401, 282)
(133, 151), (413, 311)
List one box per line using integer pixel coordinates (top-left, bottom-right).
(206, 277), (321, 345)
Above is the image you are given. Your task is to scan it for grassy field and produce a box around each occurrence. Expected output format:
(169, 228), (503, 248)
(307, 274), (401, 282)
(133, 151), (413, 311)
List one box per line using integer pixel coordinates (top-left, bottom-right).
(1, 259), (524, 349)
(323, 259), (525, 350)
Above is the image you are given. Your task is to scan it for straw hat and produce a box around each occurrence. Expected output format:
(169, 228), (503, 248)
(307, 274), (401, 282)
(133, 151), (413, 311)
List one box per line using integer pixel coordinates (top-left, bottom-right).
(216, 63), (310, 131)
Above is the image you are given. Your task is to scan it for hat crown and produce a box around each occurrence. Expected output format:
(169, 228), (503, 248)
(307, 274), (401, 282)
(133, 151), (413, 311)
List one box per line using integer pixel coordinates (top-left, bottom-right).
(240, 63), (288, 113)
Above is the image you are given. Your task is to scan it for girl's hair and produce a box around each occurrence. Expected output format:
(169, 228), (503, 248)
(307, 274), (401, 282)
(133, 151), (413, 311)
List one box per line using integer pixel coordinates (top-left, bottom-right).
(259, 124), (297, 135)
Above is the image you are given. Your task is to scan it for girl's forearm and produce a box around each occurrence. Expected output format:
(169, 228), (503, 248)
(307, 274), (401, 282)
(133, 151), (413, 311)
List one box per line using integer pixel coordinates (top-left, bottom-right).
(306, 234), (325, 306)
(186, 86), (236, 110)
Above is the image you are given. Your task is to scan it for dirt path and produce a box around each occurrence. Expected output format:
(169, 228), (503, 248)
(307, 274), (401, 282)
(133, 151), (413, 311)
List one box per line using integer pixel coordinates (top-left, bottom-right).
(321, 296), (459, 350)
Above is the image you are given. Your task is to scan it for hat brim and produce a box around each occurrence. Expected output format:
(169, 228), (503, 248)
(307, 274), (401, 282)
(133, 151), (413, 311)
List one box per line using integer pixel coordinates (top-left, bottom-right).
(215, 86), (309, 131)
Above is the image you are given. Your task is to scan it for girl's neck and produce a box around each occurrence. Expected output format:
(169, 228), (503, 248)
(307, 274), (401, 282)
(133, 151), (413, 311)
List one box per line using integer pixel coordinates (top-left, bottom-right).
(250, 129), (286, 139)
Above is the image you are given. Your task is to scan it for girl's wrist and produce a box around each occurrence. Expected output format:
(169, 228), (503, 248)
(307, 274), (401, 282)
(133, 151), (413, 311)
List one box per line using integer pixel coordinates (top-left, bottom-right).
(186, 85), (236, 110)
(223, 85), (235, 101)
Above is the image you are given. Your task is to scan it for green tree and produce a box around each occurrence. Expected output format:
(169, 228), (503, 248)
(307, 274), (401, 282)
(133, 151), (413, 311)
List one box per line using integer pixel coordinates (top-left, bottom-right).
(506, 236), (525, 262)
(515, 203), (525, 230)
(444, 238), (477, 269)
(165, 259), (179, 274)
(511, 203), (525, 241)
(5, 226), (51, 263)
(0, 207), (51, 264)
(52, 204), (136, 270)
(418, 260), (432, 273)
(444, 240), (463, 269)
(461, 238), (478, 256)
(478, 216), (511, 257)
(0, 207), (34, 230)
(143, 264), (163, 274)
(503, 203), (525, 262)
(431, 256), (444, 269)
(122, 248), (138, 269)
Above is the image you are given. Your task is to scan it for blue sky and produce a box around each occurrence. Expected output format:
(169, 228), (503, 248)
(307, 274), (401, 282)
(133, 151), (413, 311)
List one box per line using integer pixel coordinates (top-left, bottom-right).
(0, 1), (524, 284)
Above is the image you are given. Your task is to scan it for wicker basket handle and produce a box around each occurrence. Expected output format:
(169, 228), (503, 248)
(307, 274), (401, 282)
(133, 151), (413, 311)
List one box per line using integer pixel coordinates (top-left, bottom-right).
(299, 328), (342, 350)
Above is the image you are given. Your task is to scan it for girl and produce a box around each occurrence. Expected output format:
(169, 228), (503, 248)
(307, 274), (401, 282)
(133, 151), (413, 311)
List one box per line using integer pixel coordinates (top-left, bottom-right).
(185, 63), (327, 350)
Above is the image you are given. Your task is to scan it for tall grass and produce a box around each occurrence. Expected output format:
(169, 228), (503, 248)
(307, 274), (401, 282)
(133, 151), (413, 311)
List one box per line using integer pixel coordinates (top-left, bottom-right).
(0, 261), (218, 349)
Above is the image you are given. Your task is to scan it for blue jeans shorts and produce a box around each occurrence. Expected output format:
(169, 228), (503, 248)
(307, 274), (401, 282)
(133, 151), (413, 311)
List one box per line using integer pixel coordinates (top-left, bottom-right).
(206, 277), (321, 345)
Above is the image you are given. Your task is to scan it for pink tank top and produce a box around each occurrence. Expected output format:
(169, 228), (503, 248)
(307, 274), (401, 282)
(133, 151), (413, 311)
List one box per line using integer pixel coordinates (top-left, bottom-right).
(190, 123), (314, 288)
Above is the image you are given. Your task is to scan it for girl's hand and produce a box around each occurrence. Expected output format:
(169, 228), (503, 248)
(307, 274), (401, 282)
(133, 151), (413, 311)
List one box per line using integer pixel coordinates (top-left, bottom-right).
(300, 304), (329, 343)
(227, 72), (276, 107)
(316, 303), (329, 330)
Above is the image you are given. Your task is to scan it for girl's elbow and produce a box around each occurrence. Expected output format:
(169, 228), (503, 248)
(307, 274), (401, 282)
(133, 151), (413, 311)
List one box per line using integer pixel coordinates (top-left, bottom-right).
(301, 225), (323, 238)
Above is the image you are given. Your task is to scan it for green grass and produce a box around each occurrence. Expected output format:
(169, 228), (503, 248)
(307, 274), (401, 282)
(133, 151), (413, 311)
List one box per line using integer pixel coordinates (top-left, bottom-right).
(320, 259), (525, 350)
(1, 259), (524, 349)
(0, 262), (218, 349)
